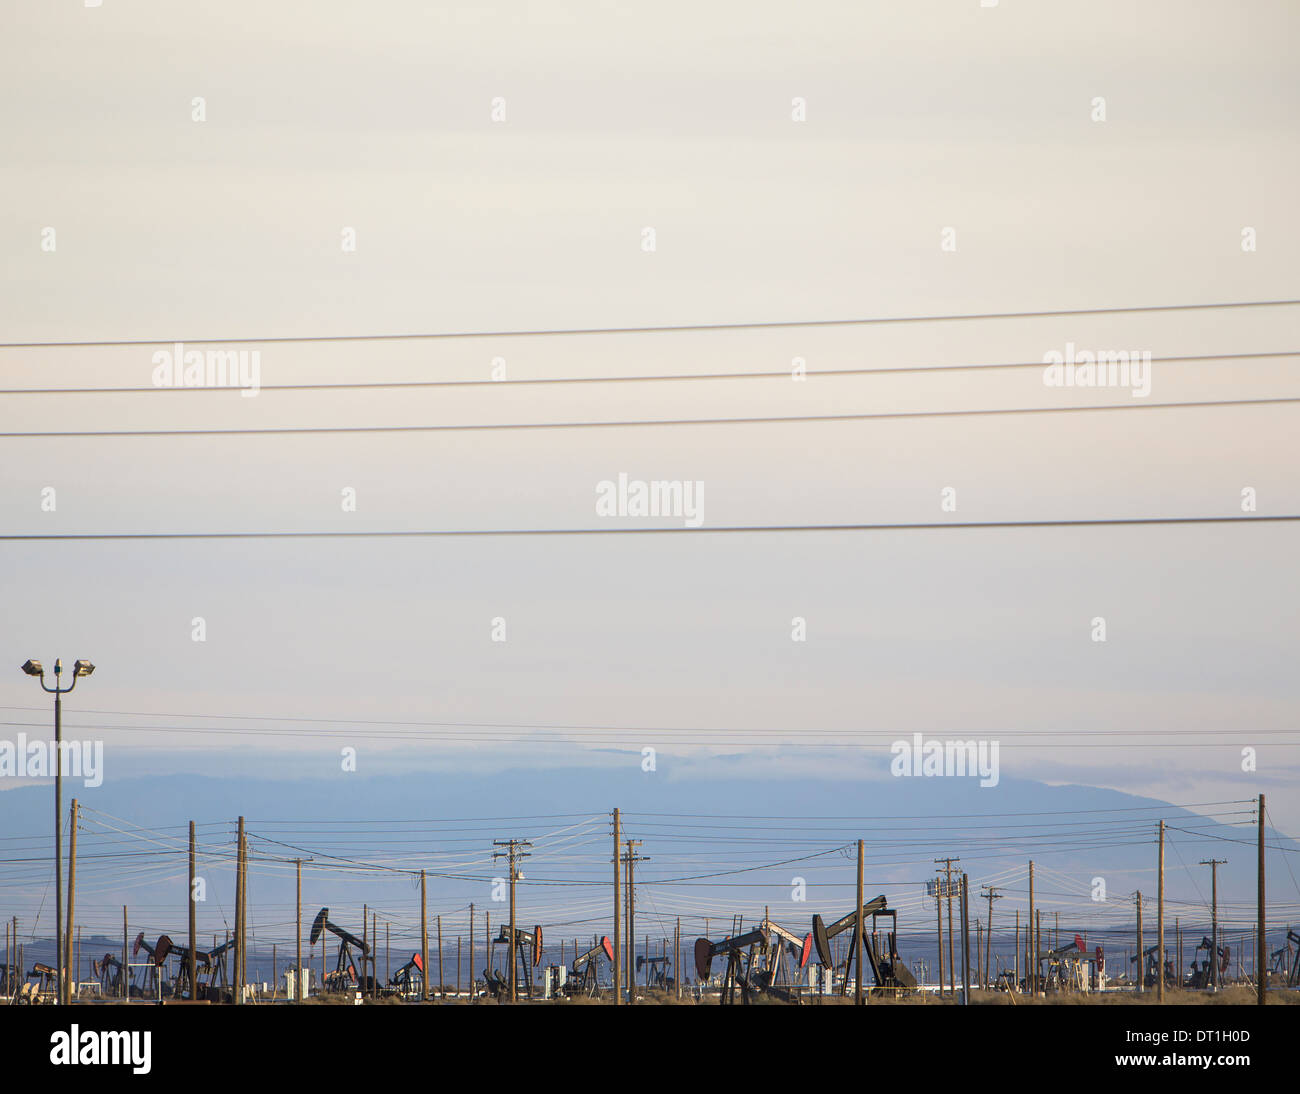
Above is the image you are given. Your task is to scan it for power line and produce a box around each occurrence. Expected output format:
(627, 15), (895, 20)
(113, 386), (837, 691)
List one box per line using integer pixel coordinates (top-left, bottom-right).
(5, 395), (1298, 438)
(4, 297), (1296, 349)
(2, 348), (1294, 396)
(2, 513), (1297, 541)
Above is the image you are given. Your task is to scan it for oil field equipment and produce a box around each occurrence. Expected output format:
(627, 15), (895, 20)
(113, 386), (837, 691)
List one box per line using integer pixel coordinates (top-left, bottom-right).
(1038, 935), (1093, 993)
(1268, 930), (1300, 987)
(812, 895), (917, 995)
(1185, 936), (1230, 989)
(1128, 943), (1174, 990)
(694, 926), (769, 1005)
(565, 936), (614, 998)
(636, 953), (673, 991)
(169, 938), (233, 1002)
(132, 932), (174, 997)
(91, 953), (128, 997)
(388, 952), (424, 998)
(309, 907), (373, 994)
(487, 924), (544, 998)
(21, 962), (59, 1004)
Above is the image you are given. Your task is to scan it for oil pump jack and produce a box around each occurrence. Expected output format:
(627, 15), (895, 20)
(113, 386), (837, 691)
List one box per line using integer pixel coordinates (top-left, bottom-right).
(132, 932), (174, 997)
(486, 924), (544, 999)
(309, 908), (373, 994)
(388, 952), (424, 998)
(1268, 929), (1300, 988)
(812, 895), (917, 996)
(1186, 936), (1230, 989)
(566, 936), (614, 998)
(91, 953), (128, 997)
(170, 938), (234, 1002)
(694, 926), (769, 1005)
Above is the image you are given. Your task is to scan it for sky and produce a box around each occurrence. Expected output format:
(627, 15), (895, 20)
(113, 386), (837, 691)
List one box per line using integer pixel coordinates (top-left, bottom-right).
(1, 0), (1298, 863)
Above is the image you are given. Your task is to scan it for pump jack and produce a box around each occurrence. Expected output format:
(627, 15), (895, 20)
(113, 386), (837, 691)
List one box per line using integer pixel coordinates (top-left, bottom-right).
(1185, 936), (1230, 989)
(694, 927), (769, 1005)
(636, 953), (673, 991)
(812, 895), (917, 996)
(566, 936), (614, 997)
(1037, 935), (1094, 993)
(309, 907), (373, 994)
(91, 953), (128, 998)
(388, 952), (424, 998)
(1128, 943), (1174, 990)
(486, 924), (544, 999)
(170, 938), (233, 1002)
(132, 931), (174, 997)
(1268, 929), (1300, 988)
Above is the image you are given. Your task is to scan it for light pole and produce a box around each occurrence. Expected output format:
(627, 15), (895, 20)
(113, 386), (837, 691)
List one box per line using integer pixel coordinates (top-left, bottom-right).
(21, 657), (94, 1005)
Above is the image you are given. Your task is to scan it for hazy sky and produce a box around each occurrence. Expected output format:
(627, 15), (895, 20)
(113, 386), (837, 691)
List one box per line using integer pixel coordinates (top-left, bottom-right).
(2, 3), (1298, 832)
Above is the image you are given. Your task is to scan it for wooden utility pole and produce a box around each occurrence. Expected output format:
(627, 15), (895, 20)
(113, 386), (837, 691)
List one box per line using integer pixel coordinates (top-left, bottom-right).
(675, 916), (681, 1000)
(613, 808), (621, 1007)
(934, 858), (959, 998)
(1135, 891), (1143, 994)
(1157, 820), (1165, 1002)
(935, 881), (945, 993)
(437, 915), (444, 998)
(855, 839), (864, 1005)
(1258, 794), (1266, 1006)
(456, 935), (461, 997)
(960, 874), (970, 1005)
(189, 821), (198, 1002)
(1027, 860), (1035, 994)
(295, 858), (302, 1001)
(121, 907), (127, 999)
(980, 885), (1002, 990)
(234, 816), (244, 1005)
(362, 903), (368, 998)
(468, 903), (475, 1001)
(976, 920), (982, 988)
(386, 921), (390, 989)
(1014, 909), (1019, 989)
(493, 838), (532, 1002)
(65, 798), (78, 1004)
(420, 870), (428, 1002)
(622, 840), (645, 1003)
(1200, 858), (1226, 991)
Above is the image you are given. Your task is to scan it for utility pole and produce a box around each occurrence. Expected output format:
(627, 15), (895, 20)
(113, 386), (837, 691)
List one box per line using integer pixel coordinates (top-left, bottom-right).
(935, 880), (945, 993)
(934, 857), (959, 998)
(1136, 891), (1143, 995)
(675, 916), (681, 1001)
(1027, 860), (1035, 995)
(1200, 858), (1227, 992)
(622, 840), (646, 1003)
(855, 839), (864, 1005)
(1258, 794), (1266, 1006)
(65, 798), (78, 1005)
(295, 858), (302, 1001)
(1014, 909), (1019, 990)
(468, 902), (475, 1002)
(493, 838), (532, 1003)
(189, 821), (198, 1002)
(121, 907), (127, 1000)
(612, 809), (621, 1007)
(437, 915), (443, 998)
(420, 870), (428, 1003)
(234, 816), (244, 1006)
(960, 874), (971, 1005)
(980, 885), (1003, 991)
(1157, 820), (1165, 1002)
